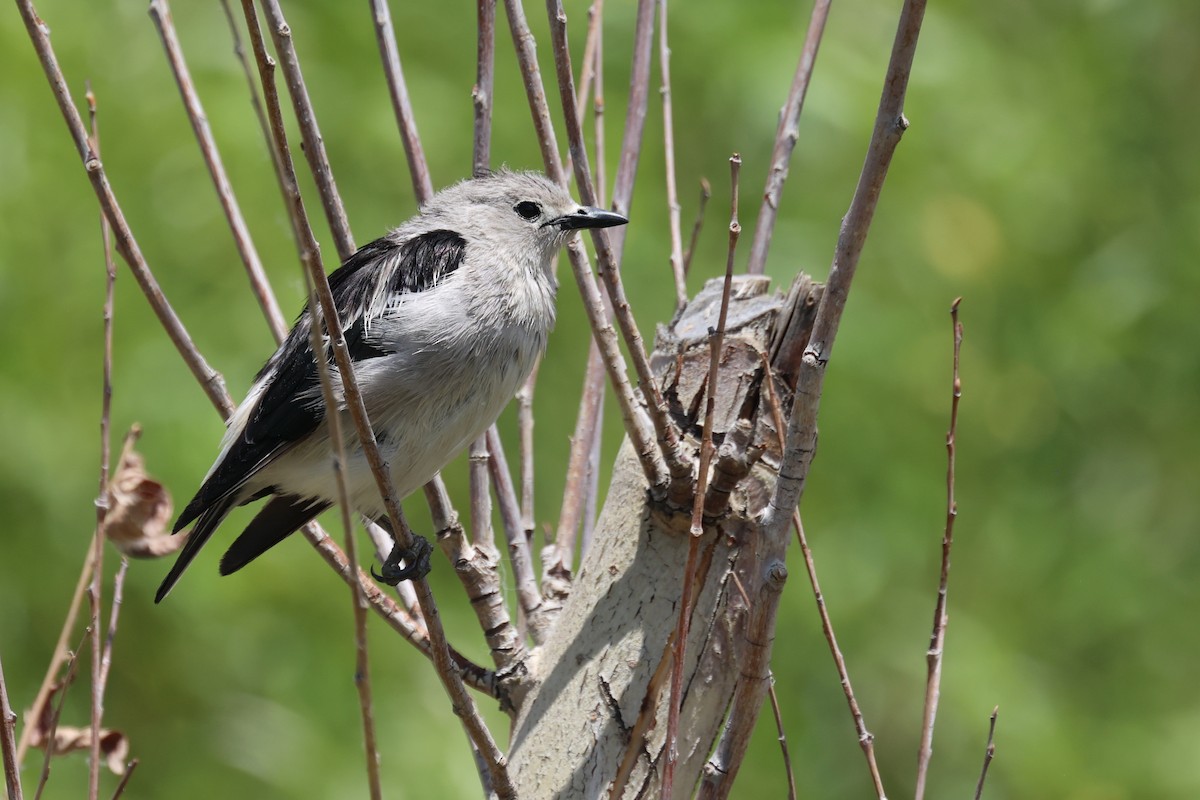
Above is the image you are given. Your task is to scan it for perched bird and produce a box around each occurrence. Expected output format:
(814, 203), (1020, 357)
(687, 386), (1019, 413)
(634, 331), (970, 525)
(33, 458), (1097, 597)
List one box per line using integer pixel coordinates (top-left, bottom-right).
(156, 170), (627, 602)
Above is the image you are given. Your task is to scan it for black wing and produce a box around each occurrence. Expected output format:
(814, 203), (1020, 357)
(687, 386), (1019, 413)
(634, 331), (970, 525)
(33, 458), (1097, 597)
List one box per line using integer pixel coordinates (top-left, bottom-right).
(173, 229), (466, 532)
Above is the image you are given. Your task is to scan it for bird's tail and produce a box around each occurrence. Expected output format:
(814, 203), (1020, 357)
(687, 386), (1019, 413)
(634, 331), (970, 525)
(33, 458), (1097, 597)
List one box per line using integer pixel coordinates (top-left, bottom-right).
(219, 495), (331, 577)
(155, 492), (240, 603)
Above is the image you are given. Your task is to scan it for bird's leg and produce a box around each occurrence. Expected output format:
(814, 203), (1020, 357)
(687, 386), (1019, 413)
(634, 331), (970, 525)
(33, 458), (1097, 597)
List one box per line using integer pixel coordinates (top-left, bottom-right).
(370, 515), (433, 584)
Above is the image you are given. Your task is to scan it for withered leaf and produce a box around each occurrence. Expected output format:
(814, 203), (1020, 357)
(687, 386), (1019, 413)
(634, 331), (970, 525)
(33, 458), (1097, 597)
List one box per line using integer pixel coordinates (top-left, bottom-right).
(103, 425), (181, 558)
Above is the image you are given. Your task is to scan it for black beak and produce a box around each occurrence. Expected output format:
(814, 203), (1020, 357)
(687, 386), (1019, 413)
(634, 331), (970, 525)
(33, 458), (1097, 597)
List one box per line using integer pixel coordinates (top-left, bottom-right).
(546, 206), (629, 230)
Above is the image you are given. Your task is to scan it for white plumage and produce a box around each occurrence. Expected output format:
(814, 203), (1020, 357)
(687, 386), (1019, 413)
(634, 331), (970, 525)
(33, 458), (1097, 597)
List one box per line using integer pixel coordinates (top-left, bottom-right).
(156, 170), (627, 602)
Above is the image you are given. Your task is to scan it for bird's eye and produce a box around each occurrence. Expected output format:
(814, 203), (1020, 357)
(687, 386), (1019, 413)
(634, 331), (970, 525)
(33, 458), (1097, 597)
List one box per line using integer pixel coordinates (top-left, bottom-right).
(514, 201), (542, 221)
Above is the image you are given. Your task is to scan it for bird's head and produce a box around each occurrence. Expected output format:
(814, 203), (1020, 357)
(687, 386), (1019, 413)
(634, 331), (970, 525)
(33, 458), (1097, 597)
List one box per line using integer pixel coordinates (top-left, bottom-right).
(424, 170), (628, 262)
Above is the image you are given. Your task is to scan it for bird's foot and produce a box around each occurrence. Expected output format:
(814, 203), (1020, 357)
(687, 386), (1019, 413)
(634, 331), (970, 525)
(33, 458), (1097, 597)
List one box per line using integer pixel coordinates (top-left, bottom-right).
(371, 535), (433, 585)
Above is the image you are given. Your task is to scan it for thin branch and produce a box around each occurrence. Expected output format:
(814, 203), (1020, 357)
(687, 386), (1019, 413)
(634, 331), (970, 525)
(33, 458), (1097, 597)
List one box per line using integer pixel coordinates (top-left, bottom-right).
(761, 357), (886, 798)
(149, 0), (288, 341)
(107, 759), (137, 800)
(658, 0), (687, 310)
(301, 269), (383, 800)
(516, 364), (538, 543)
(551, 342), (606, 574)
(606, 0), (655, 260)
(795, 513), (885, 797)
(681, 177), (711, 277)
(591, 20), (607, 206)
(85, 83), (111, 800)
(765, 674), (798, 800)
(502, 0), (668, 491)
(915, 297), (964, 800)
(696, 559), (789, 800)
(543, 0), (694, 505)
(98, 559), (129, 693)
(762, 0), (928, 541)
(245, 8), (511, 787)
(32, 630), (87, 800)
(473, 0), (497, 178)
(14, 549), (93, 765)
(469, 437), (494, 548)
(664, 153), (741, 798)
(0, 653), (22, 800)
(973, 707), (998, 800)
(23, 0), (500, 708)
(369, 0), (434, 204)
(580, 390), (604, 556)
(257, 0), (357, 260)
(18, 0), (234, 417)
(745, 0), (832, 275)
(218, 0), (277, 179)
(486, 427), (548, 644)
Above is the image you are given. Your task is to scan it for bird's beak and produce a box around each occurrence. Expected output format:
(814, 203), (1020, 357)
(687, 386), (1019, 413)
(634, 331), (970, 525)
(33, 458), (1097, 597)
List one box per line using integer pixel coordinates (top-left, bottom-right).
(546, 206), (629, 230)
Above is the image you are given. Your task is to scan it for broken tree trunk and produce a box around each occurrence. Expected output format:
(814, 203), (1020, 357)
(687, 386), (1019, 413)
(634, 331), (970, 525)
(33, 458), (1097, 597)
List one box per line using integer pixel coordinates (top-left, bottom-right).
(509, 272), (824, 798)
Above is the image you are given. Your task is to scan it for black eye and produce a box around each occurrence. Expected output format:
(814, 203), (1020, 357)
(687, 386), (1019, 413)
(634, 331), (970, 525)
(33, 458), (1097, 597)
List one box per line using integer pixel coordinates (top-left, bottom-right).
(514, 201), (542, 221)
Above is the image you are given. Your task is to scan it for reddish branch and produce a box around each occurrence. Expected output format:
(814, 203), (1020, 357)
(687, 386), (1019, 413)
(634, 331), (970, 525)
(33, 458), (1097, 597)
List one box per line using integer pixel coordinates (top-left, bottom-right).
(915, 297), (964, 800)
(745, 0), (832, 275)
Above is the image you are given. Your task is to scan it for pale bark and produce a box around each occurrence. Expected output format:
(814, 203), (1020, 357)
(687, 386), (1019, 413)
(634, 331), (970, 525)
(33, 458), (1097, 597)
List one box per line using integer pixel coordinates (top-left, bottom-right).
(509, 274), (822, 798)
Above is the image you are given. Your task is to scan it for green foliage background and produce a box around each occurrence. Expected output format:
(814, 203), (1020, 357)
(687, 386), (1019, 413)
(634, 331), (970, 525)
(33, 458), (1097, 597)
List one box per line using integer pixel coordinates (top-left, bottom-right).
(2, 0), (1197, 797)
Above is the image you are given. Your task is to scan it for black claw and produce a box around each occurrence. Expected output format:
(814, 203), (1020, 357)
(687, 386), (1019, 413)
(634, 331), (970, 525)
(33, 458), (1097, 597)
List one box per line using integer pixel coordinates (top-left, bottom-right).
(371, 535), (433, 585)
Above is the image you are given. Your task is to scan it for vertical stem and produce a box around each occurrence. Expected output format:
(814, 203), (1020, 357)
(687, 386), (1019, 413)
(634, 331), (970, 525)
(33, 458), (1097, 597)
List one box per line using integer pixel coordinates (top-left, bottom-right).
(657, 0), (687, 310)
(664, 154), (741, 798)
(369, 0), (435, 204)
(84, 83), (112, 800)
(0, 653), (22, 800)
(745, 0), (833, 275)
(473, 0), (497, 178)
(915, 298), (964, 800)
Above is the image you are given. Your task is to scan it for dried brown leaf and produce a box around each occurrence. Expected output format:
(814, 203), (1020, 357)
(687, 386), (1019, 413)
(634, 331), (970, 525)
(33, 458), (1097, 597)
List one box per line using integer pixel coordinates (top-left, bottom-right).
(28, 682), (131, 775)
(103, 425), (179, 558)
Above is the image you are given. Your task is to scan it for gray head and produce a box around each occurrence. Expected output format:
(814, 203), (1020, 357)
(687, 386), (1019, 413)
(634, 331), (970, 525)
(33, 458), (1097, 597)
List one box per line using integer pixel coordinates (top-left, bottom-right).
(418, 170), (627, 263)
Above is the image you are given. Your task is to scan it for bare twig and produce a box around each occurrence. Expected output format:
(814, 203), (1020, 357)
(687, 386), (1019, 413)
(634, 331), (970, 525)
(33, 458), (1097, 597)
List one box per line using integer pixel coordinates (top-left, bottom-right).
(301, 269), (384, 800)
(697, 559), (789, 800)
(664, 153), (741, 798)
(369, 0), (434, 204)
(473, 0), (497, 178)
(32, 631), (87, 800)
(502, 0), (668, 491)
(761, 356), (886, 798)
(22, 0), (500, 709)
(486, 428), (548, 643)
(469, 437), (494, 547)
(516, 365), (538, 542)
(762, 0), (928, 543)
(0, 653), (22, 800)
(551, 343), (606, 575)
(795, 513), (885, 797)
(766, 674), (798, 800)
(85, 83), (111, 800)
(973, 706), (998, 800)
(108, 759), (137, 800)
(543, 0), (694, 505)
(219, 0), (277, 177)
(682, 178), (711, 277)
(745, 0), (832, 275)
(658, 0), (687, 310)
(149, 0), (288, 341)
(257, 0), (357, 260)
(18, 0), (234, 417)
(915, 297), (964, 800)
(98, 559), (129, 693)
(14, 548), (93, 765)
(590, 19), (607, 206)
(607, 0), (655, 259)
(246, 10), (512, 786)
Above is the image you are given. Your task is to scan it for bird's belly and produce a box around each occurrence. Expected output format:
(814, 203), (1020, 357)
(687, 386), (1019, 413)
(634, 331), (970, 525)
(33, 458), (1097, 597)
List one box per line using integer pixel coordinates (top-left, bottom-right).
(264, 333), (540, 518)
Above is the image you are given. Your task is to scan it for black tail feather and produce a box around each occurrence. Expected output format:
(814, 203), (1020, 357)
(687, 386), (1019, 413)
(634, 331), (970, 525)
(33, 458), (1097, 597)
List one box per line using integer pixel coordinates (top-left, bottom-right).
(219, 495), (330, 576)
(155, 492), (240, 603)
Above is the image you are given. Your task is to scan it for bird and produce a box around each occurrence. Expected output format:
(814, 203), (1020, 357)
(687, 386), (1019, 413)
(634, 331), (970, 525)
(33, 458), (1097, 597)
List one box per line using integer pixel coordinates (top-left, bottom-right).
(155, 170), (628, 602)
